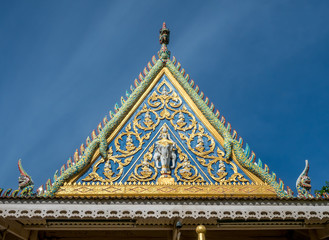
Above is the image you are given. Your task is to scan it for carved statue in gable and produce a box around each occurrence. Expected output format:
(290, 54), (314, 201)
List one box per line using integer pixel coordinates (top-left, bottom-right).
(153, 125), (177, 180)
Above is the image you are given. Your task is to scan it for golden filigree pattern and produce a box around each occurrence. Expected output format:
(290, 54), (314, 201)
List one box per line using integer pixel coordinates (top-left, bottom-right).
(195, 148), (249, 183)
(179, 124), (215, 157)
(82, 78), (248, 185)
(178, 123), (249, 183)
(174, 147), (205, 183)
(82, 147), (133, 182)
(134, 104), (160, 131)
(114, 123), (151, 156)
(127, 145), (158, 182)
(170, 105), (197, 132)
(147, 79), (182, 115)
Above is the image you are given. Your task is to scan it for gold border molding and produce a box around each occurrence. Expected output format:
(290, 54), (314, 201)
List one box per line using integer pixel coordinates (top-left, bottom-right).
(61, 68), (275, 197)
(57, 183), (276, 198)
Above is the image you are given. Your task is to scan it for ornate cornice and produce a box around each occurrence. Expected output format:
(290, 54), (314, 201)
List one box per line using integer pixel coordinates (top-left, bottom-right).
(0, 198), (328, 222)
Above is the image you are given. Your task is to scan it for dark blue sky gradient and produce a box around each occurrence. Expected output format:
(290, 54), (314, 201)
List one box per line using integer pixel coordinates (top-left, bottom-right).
(0, 1), (328, 193)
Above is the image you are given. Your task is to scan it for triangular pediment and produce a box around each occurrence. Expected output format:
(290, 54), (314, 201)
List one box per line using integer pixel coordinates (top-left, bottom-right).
(0, 24), (318, 200)
(54, 68), (278, 198)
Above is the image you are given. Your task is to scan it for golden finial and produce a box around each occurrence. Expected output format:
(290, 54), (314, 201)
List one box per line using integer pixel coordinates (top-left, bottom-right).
(196, 225), (206, 240)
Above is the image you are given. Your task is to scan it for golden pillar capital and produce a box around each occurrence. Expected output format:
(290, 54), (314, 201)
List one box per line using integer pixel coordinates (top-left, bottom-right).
(196, 225), (206, 240)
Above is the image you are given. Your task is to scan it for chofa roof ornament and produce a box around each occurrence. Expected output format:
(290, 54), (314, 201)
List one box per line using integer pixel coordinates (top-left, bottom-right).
(0, 159), (35, 197)
(17, 159), (35, 197)
(158, 22), (171, 61)
(296, 160), (313, 198)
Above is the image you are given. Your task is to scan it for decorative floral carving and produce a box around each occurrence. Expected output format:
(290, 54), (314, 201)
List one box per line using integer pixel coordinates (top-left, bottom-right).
(174, 147), (205, 183)
(82, 78), (248, 185)
(128, 145), (157, 182)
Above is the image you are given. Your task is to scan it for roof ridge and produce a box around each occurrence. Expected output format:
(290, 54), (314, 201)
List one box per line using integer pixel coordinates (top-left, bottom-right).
(44, 55), (160, 194)
(166, 57), (296, 198)
(39, 55), (164, 197)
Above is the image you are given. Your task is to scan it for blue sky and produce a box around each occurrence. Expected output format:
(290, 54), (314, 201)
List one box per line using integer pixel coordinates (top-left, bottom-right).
(0, 1), (328, 194)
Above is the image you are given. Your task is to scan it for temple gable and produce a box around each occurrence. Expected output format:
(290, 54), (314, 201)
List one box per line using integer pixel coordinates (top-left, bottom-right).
(56, 71), (276, 198)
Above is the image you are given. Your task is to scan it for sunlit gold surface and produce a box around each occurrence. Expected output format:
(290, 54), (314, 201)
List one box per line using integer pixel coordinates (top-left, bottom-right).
(196, 225), (206, 240)
(80, 77), (247, 185)
(157, 176), (175, 185)
(62, 68), (274, 197)
(56, 182), (276, 197)
(127, 144), (157, 182)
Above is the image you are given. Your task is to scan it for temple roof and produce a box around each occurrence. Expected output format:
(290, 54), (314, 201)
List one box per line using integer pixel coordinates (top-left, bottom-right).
(1, 23), (327, 200)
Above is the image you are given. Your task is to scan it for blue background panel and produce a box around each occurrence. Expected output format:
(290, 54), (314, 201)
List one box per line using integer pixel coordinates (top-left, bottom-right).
(77, 76), (251, 184)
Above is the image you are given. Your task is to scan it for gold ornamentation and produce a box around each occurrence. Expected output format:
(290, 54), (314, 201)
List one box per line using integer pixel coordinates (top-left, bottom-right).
(63, 69), (275, 198)
(134, 104), (160, 131)
(179, 124), (215, 157)
(174, 147), (205, 183)
(82, 118), (153, 183)
(196, 148), (248, 183)
(115, 123), (151, 156)
(176, 112), (186, 127)
(144, 111), (154, 127)
(170, 105), (197, 132)
(125, 135), (136, 151)
(148, 79), (182, 115)
(127, 145), (157, 182)
(69, 69), (264, 190)
(216, 160), (227, 180)
(82, 76), (248, 185)
(56, 183), (277, 198)
(82, 147), (133, 183)
(157, 175), (175, 184)
(196, 135), (205, 152)
(179, 123), (249, 183)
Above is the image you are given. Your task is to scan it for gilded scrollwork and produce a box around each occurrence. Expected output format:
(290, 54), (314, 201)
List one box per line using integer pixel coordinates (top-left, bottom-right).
(148, 80), (182, 117)
(134, 104), (160, 131)
(178, 123), (249, 183)
(82, 120), (151, 183)
(195, 147), (248, 183)
(170, 105), (197, 132)
(127, 145), (157, 182)
(82, 78), (249, 185)
(179, 124), (215, 157)
(114, 123), (151, 156)
(82, 147), (133, 182)
(174, 147), (205, 183)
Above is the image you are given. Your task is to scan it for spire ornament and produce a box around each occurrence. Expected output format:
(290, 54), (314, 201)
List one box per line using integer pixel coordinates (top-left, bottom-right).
(17, 159), (35, 196)
(296, 160), (313, 198)
(158, 22), (171, 61)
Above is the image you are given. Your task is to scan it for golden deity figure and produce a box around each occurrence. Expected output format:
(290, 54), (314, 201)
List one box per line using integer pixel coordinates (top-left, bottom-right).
(176, 111), (186, 128)
(179, 158), (192, 178)
(195, 135), (205, 152)
(103, 160), (114, 179)
(217, 160), (227, 179)
(125, 134), (136, 151)
(143, 110), (154, 128)
(161, 86), (169, 97)
(217, 160), (226, 173)
(157, 125), (172, 142)
(154, 125), (176, 184)
(140, 158), (153, 178)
